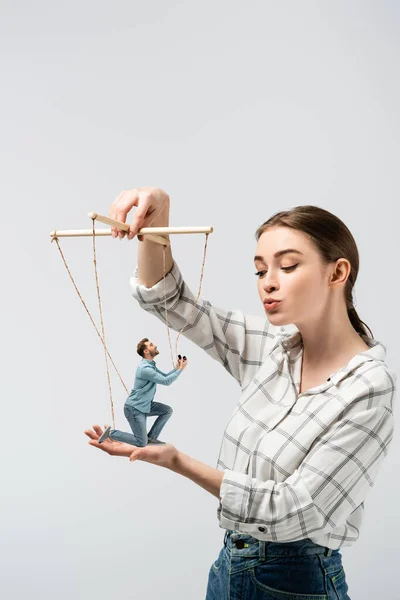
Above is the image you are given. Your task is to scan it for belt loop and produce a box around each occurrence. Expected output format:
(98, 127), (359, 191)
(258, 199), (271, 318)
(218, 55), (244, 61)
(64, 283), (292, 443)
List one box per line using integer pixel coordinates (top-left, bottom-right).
(259, 539), (266, 561)
(224, 530), (229, 547)
(325, 547), (332, 556)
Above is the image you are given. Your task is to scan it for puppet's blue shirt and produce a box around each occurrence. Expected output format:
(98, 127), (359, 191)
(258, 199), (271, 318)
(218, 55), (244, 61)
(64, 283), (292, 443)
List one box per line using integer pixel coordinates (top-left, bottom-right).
(125, 358), (182, 413)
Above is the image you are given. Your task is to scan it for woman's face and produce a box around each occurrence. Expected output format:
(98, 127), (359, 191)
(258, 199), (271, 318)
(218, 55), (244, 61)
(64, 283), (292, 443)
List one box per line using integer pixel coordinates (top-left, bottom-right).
(254, 226), (333, 326)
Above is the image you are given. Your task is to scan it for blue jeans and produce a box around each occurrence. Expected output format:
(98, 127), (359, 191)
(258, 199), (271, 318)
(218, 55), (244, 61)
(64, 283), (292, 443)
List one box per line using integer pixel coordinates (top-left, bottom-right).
(109, 401), (173, 446)
(206, 530), (351, 599)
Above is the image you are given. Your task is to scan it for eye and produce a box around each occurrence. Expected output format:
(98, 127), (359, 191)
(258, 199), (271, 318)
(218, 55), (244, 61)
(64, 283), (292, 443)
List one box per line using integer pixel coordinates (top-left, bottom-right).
(254, 264), (299, 277)
(282, 264), (299, 272)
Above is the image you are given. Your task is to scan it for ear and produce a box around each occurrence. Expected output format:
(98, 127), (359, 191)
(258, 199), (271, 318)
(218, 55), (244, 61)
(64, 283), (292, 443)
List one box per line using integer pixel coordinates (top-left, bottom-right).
(329, 258), (351, 287)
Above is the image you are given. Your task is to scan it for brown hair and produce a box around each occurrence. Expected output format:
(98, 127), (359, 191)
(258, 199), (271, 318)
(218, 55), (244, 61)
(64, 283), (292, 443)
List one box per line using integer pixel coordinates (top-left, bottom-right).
(137, 337), (149, 357)
(255, 205), (373, 339)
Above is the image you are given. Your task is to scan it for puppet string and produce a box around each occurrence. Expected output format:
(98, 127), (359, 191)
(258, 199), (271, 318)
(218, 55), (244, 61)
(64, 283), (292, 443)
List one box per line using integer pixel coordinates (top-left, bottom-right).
(162, 232), (210, 369)
(91, 219), (116, 430)
(53, 229), (210, 422)
(53, 235), (128, 429)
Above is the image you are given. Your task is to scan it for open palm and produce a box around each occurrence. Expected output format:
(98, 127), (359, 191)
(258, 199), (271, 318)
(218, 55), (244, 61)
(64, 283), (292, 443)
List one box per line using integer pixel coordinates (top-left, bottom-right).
(84, 424), (178, 469)
(84, 425), (134, 457)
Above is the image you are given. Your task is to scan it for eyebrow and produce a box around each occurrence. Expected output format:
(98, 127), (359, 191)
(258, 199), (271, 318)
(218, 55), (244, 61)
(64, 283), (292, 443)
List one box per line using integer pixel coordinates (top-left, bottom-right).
(254, 249), (304, 262)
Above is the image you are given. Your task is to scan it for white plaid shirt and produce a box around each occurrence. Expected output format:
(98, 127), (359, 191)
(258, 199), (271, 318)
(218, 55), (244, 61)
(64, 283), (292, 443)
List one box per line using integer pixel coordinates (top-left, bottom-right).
(131, 260), (396, 550)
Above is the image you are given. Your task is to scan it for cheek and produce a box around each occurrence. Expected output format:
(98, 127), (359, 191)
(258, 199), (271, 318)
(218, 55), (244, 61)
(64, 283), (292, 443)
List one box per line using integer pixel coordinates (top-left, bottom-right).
(288, 273), (308, 295)
(289, 271), (323, 303)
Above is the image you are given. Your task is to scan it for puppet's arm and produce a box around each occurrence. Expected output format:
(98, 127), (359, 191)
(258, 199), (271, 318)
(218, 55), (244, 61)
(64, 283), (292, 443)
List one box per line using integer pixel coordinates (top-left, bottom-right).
(141, 364), (182, 386)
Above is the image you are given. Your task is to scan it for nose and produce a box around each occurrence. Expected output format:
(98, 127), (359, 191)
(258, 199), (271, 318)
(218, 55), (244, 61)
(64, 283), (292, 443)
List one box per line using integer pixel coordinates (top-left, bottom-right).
(261, 272), (279, 293)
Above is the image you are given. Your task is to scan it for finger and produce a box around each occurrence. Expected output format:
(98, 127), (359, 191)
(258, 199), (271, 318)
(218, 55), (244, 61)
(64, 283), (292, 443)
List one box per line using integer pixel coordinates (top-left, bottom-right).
(89, 440), (101, 448)
(115, 191), (140, 239)
(128, 195), (152, 238)
(111, 192), (128, 239)
(110, 191), (125, 238)
(129, 209), (147, 239)
(88, 440), (109, 453)
(114, 189), (138, 221)
(84, 429), (99, 440)
(129, 231), (143, 241)
(130, 205), (153, 239)
(92, 424), (104, 436)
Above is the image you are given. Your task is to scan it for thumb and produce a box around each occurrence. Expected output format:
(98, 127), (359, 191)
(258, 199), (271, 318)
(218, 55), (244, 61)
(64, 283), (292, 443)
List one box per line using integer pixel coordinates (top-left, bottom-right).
(129, 212), (145, 239)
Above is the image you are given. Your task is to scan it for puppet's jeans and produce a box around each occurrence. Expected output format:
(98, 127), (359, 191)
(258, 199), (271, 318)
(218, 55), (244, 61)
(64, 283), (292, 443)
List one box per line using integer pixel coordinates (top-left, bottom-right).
(205, 530), (351, 600)
(109, 401), (173, 446)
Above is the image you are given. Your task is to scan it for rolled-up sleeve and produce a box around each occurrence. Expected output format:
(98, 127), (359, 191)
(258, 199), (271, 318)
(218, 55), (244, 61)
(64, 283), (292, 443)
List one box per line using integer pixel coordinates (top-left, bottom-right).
(218, 384), (394, 542)
(130, 259), (280, 388)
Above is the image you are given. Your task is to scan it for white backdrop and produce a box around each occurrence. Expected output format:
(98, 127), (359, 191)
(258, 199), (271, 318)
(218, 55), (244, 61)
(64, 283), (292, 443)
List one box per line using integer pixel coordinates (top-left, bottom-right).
(2, 2), (399, 598)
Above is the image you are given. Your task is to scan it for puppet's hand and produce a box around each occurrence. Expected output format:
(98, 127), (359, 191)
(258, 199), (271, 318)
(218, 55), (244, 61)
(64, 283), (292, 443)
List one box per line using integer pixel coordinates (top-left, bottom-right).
(175, 355), (188, 370)
(84, 425), (134, 457)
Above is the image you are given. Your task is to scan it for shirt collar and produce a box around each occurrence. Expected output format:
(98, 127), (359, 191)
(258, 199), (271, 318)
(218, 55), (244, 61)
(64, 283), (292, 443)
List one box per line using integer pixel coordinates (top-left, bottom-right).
(279, 328), (387, 388)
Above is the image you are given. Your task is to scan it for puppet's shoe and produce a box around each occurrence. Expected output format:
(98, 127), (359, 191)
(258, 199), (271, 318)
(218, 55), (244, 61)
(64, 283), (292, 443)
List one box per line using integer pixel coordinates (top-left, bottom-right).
(147, 436), (166, 445)
(98, 425), (112, 444)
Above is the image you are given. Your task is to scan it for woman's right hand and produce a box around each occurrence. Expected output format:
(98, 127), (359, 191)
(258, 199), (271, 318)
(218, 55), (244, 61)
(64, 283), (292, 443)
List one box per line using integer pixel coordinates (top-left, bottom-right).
(109, 187), (170, 240)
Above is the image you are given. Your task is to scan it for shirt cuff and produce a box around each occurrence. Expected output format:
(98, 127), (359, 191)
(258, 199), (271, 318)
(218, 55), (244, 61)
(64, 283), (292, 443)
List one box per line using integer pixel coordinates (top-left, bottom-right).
(129, 259), (183, 306)
(218, 469), (271, 538)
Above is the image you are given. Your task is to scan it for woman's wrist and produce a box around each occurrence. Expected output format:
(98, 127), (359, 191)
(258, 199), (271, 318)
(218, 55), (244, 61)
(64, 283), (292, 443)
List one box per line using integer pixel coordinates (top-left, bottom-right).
(137, 204), (173, 286)
(168, 450), (223, 499)
(149, 200), (170, 228)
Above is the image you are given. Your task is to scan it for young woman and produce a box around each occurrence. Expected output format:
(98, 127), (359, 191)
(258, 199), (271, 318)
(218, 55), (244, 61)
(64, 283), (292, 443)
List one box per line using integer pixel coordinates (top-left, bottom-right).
(85, 188), (396, 600)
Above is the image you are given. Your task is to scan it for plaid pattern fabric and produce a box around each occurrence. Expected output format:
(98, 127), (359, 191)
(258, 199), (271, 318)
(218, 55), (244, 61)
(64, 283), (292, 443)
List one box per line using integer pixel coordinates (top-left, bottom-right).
(130, 260), (396, 550)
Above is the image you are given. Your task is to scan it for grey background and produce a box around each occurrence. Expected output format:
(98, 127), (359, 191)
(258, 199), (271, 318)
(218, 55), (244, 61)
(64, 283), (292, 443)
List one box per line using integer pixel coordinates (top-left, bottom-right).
(1, 1), (399, 598)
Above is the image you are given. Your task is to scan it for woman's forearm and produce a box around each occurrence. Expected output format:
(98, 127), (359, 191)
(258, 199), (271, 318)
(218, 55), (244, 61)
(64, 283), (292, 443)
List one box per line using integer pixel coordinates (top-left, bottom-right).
(137, 200), (174, 287)
(169, 450), (224, 499)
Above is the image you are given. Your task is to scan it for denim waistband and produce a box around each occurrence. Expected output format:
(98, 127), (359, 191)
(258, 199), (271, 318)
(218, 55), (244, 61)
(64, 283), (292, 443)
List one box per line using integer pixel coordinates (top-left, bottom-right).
(223, 530), (337, 558)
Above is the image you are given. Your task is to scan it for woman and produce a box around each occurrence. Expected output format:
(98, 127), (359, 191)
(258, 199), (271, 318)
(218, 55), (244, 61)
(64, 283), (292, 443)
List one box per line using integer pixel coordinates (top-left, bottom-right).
(85, 187), (396, 599)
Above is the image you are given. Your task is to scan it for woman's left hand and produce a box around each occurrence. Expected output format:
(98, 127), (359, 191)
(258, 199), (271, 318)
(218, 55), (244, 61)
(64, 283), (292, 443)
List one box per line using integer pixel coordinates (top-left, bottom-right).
(84, 425), (179, 469)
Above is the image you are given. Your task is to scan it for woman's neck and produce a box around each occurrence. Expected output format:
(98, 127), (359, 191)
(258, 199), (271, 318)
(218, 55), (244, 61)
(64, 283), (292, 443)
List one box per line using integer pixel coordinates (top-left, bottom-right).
(296, 315), (369, 368)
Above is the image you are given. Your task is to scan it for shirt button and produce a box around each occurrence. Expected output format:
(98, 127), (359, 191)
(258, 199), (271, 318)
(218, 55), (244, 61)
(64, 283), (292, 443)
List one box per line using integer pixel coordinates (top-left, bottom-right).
(258, 526), (267, 533)
(235, 540), (245, 549)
